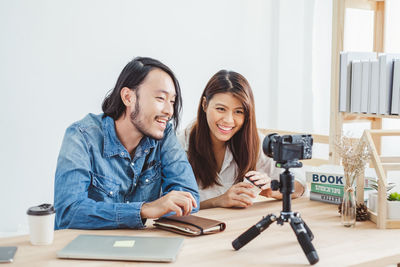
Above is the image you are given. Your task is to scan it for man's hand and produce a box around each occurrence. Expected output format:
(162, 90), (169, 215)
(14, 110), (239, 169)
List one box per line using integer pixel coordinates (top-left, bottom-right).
(140, 191), (197, 219)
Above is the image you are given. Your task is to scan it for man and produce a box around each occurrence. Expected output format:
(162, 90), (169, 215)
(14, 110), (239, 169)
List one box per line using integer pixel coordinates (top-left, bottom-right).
(54, 57), (199, 229)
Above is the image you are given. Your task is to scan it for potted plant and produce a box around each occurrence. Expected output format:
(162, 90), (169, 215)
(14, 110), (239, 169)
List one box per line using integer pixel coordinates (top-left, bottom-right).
(367, 177), (399, 219)
(367, 177), (394, 212)
(387, 192), (400, 219)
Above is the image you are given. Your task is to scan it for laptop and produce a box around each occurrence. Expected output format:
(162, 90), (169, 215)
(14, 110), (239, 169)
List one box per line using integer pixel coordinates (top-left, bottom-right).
(57, 234), (184, 262)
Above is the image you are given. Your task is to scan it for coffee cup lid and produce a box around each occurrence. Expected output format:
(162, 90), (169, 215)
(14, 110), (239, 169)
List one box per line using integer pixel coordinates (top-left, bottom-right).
(27, 203), (55, 216)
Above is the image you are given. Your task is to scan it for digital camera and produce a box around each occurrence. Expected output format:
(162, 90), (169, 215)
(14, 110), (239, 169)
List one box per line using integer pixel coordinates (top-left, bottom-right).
(262, 133), (313, 164)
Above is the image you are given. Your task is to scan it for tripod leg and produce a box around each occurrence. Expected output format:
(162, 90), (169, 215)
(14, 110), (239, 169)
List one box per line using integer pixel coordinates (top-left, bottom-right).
(294, 212), (314, 241)
(232, 214), (276, 250)
(303, 220), (314, 241)
(289, 216), (319, 265)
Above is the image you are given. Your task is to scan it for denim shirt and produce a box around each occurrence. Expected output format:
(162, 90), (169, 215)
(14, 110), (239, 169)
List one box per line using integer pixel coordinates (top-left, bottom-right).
(54, 113), (199, 230)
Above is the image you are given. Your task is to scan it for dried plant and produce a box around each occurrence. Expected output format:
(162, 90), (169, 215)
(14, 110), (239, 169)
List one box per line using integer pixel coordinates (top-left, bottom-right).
(335, 135), (371, 190)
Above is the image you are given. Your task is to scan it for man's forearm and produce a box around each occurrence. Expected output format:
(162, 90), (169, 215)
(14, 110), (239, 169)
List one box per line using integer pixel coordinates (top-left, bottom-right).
(55, 199), (146, 230)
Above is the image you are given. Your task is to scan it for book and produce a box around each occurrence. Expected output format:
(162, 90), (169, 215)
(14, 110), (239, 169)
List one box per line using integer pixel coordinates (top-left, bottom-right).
(390, 59), (400, 115)
(368, 59), (379, 114)
(310, 191), (342, 205)
(360, 60), (370, 113)
(305, 164), (376, 187)
(350, 60), (362, 113)
(378, 53), (400, 114)
(310, 182), (373, 202)
(339, 52), (376, 112)
(311, 183), (344, 197)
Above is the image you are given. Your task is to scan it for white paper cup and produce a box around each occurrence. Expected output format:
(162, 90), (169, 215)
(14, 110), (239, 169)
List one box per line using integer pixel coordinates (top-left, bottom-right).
(27, 204), (55, 245)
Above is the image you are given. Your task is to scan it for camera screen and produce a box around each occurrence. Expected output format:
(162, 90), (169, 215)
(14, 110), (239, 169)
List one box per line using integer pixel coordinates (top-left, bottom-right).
(281, 144), (303, 161)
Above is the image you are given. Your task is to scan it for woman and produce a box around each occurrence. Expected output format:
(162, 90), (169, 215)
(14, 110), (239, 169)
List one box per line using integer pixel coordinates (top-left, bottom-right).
(179, 70), (305, 209)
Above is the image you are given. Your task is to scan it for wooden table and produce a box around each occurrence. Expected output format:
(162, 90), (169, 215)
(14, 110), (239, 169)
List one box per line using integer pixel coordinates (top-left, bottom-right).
(1, 198), (400, 266)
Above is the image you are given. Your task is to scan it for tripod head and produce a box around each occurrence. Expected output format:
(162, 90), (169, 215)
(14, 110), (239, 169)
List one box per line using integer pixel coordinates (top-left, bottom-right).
(271, 160), (302, 218)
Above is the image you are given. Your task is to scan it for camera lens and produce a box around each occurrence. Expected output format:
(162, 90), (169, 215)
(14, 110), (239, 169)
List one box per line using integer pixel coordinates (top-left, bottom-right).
(262, 133), (277, 158)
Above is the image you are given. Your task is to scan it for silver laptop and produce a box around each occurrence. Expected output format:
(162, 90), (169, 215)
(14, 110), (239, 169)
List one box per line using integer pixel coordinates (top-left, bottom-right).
(57, 234), (184, 262)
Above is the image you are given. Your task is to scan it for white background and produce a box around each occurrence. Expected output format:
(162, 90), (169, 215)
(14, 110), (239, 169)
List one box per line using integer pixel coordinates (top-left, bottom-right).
(0, 0), (399, 236)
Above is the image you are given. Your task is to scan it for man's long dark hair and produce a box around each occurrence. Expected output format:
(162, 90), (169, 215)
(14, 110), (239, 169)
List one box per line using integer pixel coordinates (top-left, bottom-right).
(188, 70), (260, 189)
(102, 57), (182, 129)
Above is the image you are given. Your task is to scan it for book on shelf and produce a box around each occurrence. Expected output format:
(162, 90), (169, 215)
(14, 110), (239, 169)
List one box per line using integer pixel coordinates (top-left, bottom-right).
(360, 60), (370, 113)
(368, 59), (379, 114)
(391, 59), (400, 115)
(339, 51), (376, 112)
(350, 60), (362, 113)
(309, 191), (342, 205)
(378, 53), (400, 115)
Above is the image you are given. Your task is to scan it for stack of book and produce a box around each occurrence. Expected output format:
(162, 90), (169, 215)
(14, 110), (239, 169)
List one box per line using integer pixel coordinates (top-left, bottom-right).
(339, 52), (400, 115)
(310, 183), (344, 205)
(306, 165), (376, 205)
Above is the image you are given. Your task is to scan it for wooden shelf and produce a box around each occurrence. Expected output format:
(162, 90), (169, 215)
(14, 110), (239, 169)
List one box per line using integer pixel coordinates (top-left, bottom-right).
(358, 129), (400, 229)
(342, 112), (400, 120)
(328, 0), (400, 229)
(329, 0), (387, 164)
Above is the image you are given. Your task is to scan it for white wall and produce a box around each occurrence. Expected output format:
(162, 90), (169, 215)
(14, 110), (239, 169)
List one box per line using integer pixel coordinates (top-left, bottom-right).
(312, 0), (332, 135)
(0, 0), (320, 235)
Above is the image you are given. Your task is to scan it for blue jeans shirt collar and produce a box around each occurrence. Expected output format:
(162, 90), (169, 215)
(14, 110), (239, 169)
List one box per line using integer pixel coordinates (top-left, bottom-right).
(102, 116), (156, 159)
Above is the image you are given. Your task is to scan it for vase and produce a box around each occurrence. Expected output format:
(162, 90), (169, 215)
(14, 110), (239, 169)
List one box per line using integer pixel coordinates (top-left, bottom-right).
(341, 186), (356, 227)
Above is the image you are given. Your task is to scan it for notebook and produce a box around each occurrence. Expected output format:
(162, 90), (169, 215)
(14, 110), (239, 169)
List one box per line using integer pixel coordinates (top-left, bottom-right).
(57, 234), (184, 262)
(154, 215), (226, 236)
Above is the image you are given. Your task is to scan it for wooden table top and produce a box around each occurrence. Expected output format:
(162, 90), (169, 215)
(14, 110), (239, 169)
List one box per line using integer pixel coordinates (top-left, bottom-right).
(1, 197), (400, 266)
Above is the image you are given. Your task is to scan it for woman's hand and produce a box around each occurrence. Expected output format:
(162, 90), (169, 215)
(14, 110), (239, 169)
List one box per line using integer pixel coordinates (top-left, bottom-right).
(259, 188), (282, 199)
(215, 182), (256, 208)
(259, 180), (305, 200)
(244, 171), (272, 190)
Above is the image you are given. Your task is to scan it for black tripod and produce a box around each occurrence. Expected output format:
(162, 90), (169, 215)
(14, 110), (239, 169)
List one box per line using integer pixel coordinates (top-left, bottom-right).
(232, 161), (319, 265)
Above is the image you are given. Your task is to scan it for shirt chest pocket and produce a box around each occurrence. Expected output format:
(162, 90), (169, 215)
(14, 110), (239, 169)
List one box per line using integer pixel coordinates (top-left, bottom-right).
(138, 162), (161, 187)
(89, 172), (120, 202)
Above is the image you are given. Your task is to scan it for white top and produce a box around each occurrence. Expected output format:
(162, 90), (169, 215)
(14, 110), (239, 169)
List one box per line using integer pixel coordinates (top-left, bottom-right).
(178, 125), (306, 201)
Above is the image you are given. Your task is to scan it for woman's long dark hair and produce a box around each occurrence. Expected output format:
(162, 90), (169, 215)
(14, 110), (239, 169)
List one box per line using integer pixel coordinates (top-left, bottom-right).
(188, 70), (259, 189)
(102, 57), (182, 129)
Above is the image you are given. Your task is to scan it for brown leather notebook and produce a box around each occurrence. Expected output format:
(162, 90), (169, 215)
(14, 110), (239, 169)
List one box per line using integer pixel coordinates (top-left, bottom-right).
(153, 215), (226, 236)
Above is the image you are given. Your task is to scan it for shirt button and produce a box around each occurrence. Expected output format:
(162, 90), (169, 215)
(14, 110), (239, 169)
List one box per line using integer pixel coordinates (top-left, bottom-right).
(126, 201), (129, 203)
(134, 183), (137, 186)
(120, 152), (125, 156)
(144, 149), (148, 153)
(145, 179), (149, 183)
(131, 162), (134, 166)
(109, 191), (113, 195)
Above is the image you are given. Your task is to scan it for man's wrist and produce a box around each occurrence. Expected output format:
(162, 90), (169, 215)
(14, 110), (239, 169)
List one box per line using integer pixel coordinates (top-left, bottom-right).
(140, 202), (150, 219)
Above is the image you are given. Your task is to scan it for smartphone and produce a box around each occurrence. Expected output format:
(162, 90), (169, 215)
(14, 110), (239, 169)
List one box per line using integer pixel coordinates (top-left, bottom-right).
(0, 246), (17, 263)
(243, 177), (262, 196)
